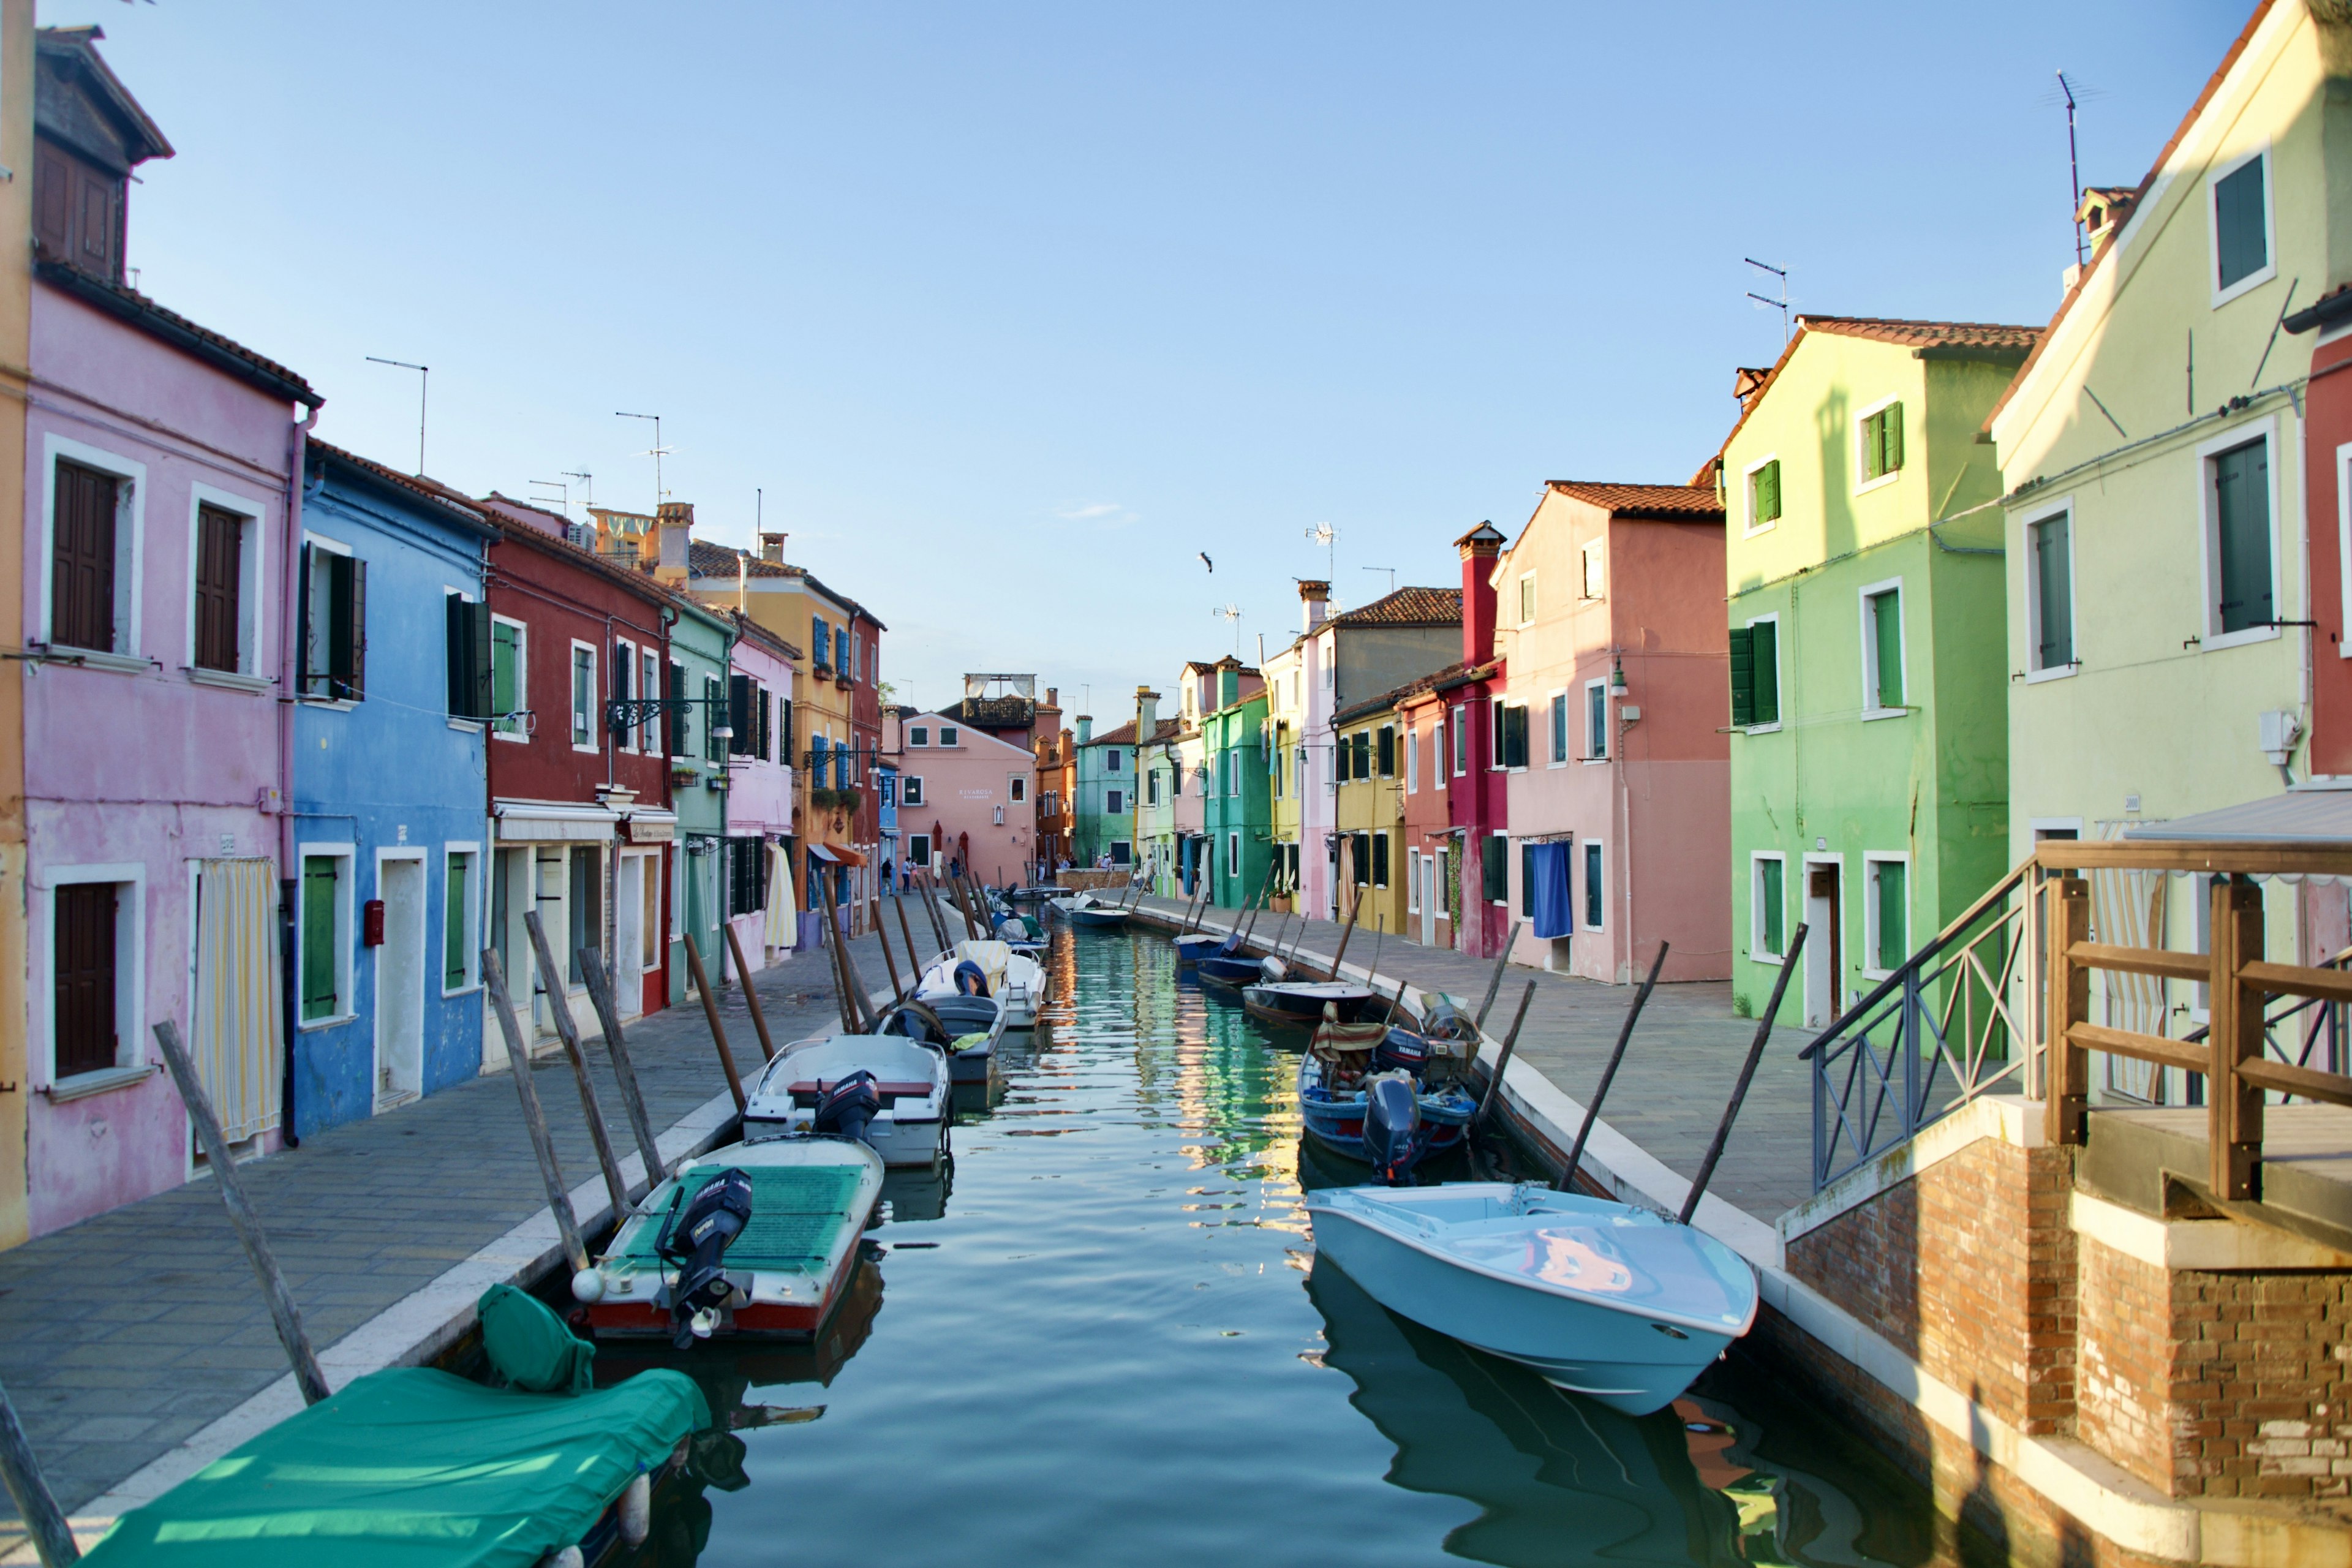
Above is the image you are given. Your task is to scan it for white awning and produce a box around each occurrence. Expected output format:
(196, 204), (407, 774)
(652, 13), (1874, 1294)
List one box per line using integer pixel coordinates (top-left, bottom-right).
(494, 799), (619, 843)
(2125, 787), (2352, 843)
(620, 807), (677, 843)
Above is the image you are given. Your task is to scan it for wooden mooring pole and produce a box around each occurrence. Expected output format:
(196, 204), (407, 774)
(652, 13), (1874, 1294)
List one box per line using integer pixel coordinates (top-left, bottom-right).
(483, 949), (590, 1273)
(1474, 920), (1528, 1030)
(680, 932), (749, 1112)
(1558, 941), (1670, 1193)
(867, 898), (907, 1003)
(522, 913), (633, 1223)
(0, 1373), (76, 1564)
(576, 949), (670, 1188)
(1474, 981), (1538, 1128)
(724, 923), (782, 1062)
(151, 1020), (332, 1408)
(1678, 924), (1806, 1226)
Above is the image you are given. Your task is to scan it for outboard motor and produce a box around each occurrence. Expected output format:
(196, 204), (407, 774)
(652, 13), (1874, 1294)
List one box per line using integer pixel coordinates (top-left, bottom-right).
(953, 959), (991, 998)
(812, 1069), (882, 1145)
(1259, 955), (1289, 984)
(1362, 1071), (1425, 1187)
(1376, 1028), (1431, 1077)
(655, 1167), (755, 1347)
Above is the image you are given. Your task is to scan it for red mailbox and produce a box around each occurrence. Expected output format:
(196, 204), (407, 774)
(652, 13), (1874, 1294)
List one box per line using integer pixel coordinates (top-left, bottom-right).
(362, 898), (386, 946)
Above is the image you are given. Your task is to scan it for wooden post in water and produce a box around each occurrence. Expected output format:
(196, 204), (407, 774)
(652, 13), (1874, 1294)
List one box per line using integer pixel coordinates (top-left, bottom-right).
(0, 1374), (77, 1566)
(724, 923), (782, 1062)
(483, 949), (591, 1272)
(893, 891), (928, 981)
(1558, 942), (1670, 1193)
(680, 932), (749, 1112)
(867, 899), (907, 1003)
(575, 949), (669, 1189)
(522, 913), (633, 1222)
(919, 871), (952, 951)
(819, 872), (876, 1030)
(1474, 982), (1538, 1128)
(151, 1020), (333, 1409)
(1327, 895), (1363, 982)
(1678, 925), (1806, 1226)
(1474, 920), (1528, 1030)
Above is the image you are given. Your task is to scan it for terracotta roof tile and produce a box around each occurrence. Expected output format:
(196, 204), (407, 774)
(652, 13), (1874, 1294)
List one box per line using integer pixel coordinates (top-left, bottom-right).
(1797, 317), (2042, 353)
(1544, 481), (1725, 519)
(1327, 585), (1461, 629)
(307, 439), (492, 533)
(36, 251), (319, 408)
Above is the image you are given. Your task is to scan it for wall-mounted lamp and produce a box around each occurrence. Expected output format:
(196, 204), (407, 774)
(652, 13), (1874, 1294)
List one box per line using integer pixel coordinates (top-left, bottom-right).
(1609, 657), (1628, 696)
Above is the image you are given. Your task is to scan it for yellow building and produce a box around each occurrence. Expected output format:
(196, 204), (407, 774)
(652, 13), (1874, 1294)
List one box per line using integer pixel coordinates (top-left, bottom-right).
(1331, 691), (1408, 941)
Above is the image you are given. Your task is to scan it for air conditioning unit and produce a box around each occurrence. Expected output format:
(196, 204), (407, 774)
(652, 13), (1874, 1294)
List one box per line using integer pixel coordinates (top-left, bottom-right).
(565, 524), (596, 551)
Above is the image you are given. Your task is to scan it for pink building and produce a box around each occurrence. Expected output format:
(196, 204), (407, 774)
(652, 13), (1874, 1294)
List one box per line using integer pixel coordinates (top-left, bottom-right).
(896, 711), (1036, 888)
(22, 32), (322, 1235)
(1493, 482), (1730, 984)
(724, 612), (800, 973)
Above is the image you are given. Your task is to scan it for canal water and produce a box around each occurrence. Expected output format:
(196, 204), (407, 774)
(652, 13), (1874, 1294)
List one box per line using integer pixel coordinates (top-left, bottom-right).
(609, 929), (1938, 1566)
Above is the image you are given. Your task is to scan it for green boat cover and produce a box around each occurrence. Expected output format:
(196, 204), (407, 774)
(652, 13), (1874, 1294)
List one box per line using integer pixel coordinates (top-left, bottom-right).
(611, 1160), (864, 1275)
(80, 1365), (709, 1567)
(479, 1283), (595, 1395)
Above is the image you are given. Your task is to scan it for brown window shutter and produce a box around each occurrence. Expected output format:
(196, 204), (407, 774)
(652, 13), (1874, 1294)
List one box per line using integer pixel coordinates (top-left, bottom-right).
(32, 141), (70, 257)
(193, 505), (243, 672)
(51, 460), (117, 652)
(54, 883), (117, 1078)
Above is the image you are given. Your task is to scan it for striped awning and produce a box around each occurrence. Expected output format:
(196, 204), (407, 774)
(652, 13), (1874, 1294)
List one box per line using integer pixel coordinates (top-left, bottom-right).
(2125, 788), (2352, 843)
(493, 799), (618, 843)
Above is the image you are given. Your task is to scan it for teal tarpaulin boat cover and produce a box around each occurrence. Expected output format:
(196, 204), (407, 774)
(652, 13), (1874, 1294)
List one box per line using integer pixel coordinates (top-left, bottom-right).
(81, 1363), (709, 1566)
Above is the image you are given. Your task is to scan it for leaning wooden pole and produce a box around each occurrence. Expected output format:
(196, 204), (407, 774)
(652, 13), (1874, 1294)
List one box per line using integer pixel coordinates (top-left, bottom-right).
(1474, 919), (1528, 1030)
(152, 1020), (332, 1408)
(865, 899), (906, 1001)
(1327, 895), (1364, 982)
(892, 890), (927, 982)
(523, 913), (632, 1223)
(820, 872), (877, 1030)
(0, 1374), (77, 1566)
(1559, 941), (1671, 1193)
(1474, 981), (1539, 1128)
(575, 949), (669, 1189)
(680, 932), (749, 1112)
(725, 923), (782, 1062)
(1679, 925), (1807, 1226)
(483, 949), (591, 1272)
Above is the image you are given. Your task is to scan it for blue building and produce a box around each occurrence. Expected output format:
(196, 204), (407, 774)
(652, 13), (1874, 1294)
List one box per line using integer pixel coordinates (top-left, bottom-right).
(289, 442), (497, 1136)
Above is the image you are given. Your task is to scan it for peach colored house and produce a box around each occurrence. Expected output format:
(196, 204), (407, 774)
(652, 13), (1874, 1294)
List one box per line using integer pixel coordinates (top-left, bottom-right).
(896, 710), (1037, 888)
(1493, 482), (1730, 984)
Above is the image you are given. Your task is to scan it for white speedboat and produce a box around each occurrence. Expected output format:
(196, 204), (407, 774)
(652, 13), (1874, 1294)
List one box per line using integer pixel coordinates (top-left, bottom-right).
(575, 1136), (885, 1343)
(913, 939), (1049, 1028)
(744, 1035), (951, 1169)
(1303, 1183), (1757, 1416)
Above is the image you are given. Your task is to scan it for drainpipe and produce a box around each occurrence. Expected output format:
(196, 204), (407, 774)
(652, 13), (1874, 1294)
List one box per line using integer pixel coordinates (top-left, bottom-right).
(278, 402), (319, 1147)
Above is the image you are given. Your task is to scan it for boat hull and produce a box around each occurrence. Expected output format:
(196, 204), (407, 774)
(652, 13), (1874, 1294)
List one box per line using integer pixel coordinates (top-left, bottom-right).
(1304, 1185), (1754, 1417)
(744, 1037), (952, 1169)
(1170, 934), (1221, 968)
(1243, 982), (1374, 1025)
(1296, 1056), (1473, 1168)
(1194, 954), (1259, 986)
(1066, 907), (1129, 929)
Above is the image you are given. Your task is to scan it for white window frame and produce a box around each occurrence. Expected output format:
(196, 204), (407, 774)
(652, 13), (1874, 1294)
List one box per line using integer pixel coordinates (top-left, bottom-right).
(490, 614), (529, 744)
(1548, 689), (1568, 766)
(296, 843), (357, 1031)
(1583, 679), (1608, 763)
(1406, 848), (1422, 913)
(908, 832), (932, 868)
(2197, 415), (2283, 652)
(1853, 394), (1902, 496)
(442, 842), (482, 996)
(1580, 540), (1605, 601)
(909, 726), (930, 747)
(1580, 838), (1607, 932)
(568, 640), (598, 752)
(1009, 775), (1028, 804)
(1858, 576), (1909, 720)
(1516, 571), (1537, 627)
(902, 775), (925, 807)
(2208, 142), (2277, 309)
(184, 481), (268, 682)
(1861, 851), (1913, 982)
(1743, 611), (1784, 734)
(1750, 852), (1787, 963)
(38, 434), (147, 662)
(2021, 498), (2080, 682)
(1404, 724), (1418, 793)
(41, 861), (146, 1084)
(1743, 453), (1781, 538)
(1226, 831), (1240, 878)
(612, 637), (639, 753)
(1451, 704), (1467, 776)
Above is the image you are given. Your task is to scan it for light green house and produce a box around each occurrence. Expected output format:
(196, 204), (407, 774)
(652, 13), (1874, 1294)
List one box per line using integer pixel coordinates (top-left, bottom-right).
(666, 595), (734, 1004)
(1201, 664), (1272, 908)
(1719, 316), (2037, 1027)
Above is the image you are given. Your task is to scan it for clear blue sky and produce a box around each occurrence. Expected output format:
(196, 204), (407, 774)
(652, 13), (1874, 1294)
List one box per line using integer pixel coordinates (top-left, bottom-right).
(51, 1), (2245, 720)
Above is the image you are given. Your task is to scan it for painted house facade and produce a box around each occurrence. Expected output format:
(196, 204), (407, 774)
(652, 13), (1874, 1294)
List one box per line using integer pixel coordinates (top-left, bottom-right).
(1332, 691), (1406, 935)
(1261, 592), (1327, 916)
(289, 443), (494, 1136)
(1493, 481), (1731, 984)
(1200, 664), (1272, 908)
(1723, 317), (2033, 1027)
(21, 28), (321, 1235)
(1395, 666), (1469, 949)
(723, 611), (799, 973)
(1035, 722), (1076, 875)
(0, 2), (37, 1248)
(1072, 714), (1134, 868)
(895, 711), (1036, 886)
(1440, 525), (1512, 959)
(1129, 688), (1185, 894)
(662, 594), (733, 1005)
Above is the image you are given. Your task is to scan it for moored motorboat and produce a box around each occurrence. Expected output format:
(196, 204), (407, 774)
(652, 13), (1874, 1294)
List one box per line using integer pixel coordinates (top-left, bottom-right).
(1303, 1183), (1759, 1417)
(877, 994), (1003, 1084)
(1171, 932), (1222, 967)
(576, 1136), (886, 1343)
(913, 938), (1047, 1027)
(1064, 894), (1131, 929)
(1297, 1042), (1476, 1177)
(744, 1033), (951, 1168)
(1194, 948), (1262, 986)
(1242, 978), (1375, 1026)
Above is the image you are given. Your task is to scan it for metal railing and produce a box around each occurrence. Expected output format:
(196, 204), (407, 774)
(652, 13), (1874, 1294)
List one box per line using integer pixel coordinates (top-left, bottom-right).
(1803, 860), (2035, 1190)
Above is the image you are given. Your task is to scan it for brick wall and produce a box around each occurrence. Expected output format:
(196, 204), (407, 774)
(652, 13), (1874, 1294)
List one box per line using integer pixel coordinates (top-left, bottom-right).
(2184, 1268), (2352, 1499)
(1787, 1138), (2077, 1434)
(2076, 1235), (2171, 1491)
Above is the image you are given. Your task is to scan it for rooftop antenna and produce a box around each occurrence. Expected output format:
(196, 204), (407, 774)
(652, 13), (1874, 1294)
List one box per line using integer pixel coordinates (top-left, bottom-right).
(1305, 522), (1338, 584)
(365, 356), (429, 473)
(528, 479), (568, 515)
(561, 469), (592, 516)
(2059, 69), (2086, 268)
(616, 412), (671, 509)
(1744, 260), (1789, 345)
(1362, 565), (1396, 595)
(1214, 603), (1243, 655)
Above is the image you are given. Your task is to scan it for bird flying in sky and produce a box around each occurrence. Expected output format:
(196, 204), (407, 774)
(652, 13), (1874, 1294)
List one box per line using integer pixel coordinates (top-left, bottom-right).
(1199, 552), (1214, 572)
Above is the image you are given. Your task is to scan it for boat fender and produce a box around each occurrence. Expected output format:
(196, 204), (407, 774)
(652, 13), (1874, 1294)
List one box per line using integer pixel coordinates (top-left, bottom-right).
(570, 1267), (605, 1304)
(620, 1471), (652, 1547)
(537, 1550), (584, 1568)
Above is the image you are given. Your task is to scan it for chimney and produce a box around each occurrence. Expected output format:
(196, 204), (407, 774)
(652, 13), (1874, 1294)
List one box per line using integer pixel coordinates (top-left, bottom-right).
(1733, 368), (1771, 411)
(1044, 686), (1058, 709)
(1076, 715), (1093, 745)
(655, 500), (693, 584)
(1215, 657), (1241, 709)
(1135, 687), (1160, 745)
(1298, 579), (1330, 632)
(760, 530), (788, 565)
(1455, 521), (1506, 663)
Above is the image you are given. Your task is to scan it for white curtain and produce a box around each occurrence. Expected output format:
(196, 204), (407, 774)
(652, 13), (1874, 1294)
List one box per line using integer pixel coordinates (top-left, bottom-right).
(764, 844), (797, 949)
(193, 858), (284, 1143)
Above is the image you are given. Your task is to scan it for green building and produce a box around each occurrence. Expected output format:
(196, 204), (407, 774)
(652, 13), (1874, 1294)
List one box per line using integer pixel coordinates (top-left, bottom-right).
(666, 594), (735, 1003)
(1200, 662), (1272, 909)
(1071, 714), (1137, 869)
(1718, 316), (2034, 1027)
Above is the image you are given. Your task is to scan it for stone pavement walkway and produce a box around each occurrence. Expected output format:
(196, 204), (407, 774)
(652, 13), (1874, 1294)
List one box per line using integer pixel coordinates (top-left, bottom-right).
(1131, 895), (1819, 1222)
(0, 928), (899, 1530)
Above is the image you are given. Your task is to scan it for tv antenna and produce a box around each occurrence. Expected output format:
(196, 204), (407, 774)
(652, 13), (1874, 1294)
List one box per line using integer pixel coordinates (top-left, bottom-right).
(2059, 69), (2086, 268)
(1361, 565), (1396, 596)
(365, 356), (429, 473)
(561, 469), (593, 514)
(528, 479), (569, 515)
(1744, 260), (1789, 345)
(1213, 603), (1243, 654)
(616, 412), (672, 508)
(1305, 522), (1338, 583)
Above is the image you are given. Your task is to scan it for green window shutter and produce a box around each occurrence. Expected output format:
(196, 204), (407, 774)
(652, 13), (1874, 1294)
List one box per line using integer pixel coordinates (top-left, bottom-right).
(444, 594), (470, 717)
(1875, 861), (1907, 970)
(1872, 592), (1904, 709)
(444, 854), (470, 990)
(1886, 402), (1903, 472)
(1353, 832), (1370, 886)
(301, 857), (338, 1022)
(2215, 156), (2268, 290)
(1482, 834), (1507, 902)
(491, 620), (520, 733)
(1520, 843), (1536, 916)
(1751, 620), (1779, 725)
(1373, 833), (1389, 887)
(1377, 726), (1395, 777)
(2214, 439), (2274, 633)
(1760, 460), (1781, 521)
(2032, 518), (2074, 668)
(1759, 859), (1784, 956)
(1727, 626), (1754, 728)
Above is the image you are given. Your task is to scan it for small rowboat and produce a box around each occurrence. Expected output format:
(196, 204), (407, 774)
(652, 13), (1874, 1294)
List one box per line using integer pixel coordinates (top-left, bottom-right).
(1195, 951), (1262, 986)
(1064, 896), (1131, 930)
(875, 996), (1001, 1084)
(913, 939), (1049, 1028)
(1305, 1183), (1759, 1417)
(745, 1034), (951, 1168)
(1171, 932), (1223, 967)
(1242, 979), (1375, 1026)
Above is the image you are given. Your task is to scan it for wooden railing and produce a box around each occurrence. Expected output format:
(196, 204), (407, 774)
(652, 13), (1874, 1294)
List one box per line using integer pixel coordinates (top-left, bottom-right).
(2037, 840), (2352, 1202)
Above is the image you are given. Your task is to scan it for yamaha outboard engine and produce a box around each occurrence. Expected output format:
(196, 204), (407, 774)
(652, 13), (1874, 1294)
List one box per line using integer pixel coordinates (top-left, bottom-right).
(1375, 1027), (1431, 1077)
(655, 1167), (755, 1347)
(1362, 1071), (1425, 1187)
(1258, 955), (1289, 983)
(953, 959), (991, 997)
(813, 1069), (882, 1145)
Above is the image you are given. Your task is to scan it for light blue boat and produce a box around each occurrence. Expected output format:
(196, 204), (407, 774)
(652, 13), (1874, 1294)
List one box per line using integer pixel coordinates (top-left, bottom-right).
(1303, 1183), (1757, 1417)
